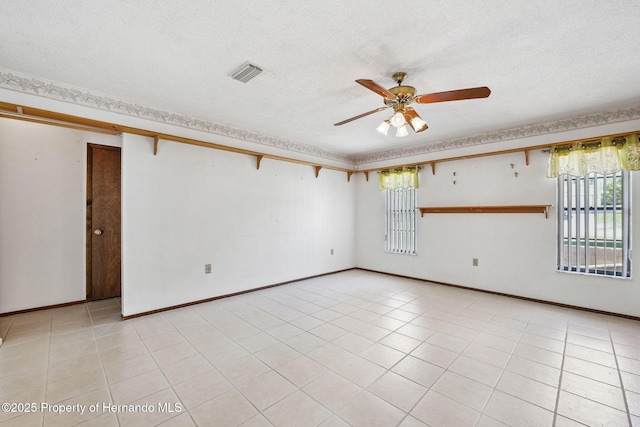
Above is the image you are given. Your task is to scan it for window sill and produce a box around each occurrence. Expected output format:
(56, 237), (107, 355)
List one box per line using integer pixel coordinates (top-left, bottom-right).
(556, 268), (632, 280)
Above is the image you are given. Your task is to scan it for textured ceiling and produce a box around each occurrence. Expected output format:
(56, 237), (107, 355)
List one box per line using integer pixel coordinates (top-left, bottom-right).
(2, 1), (640, 161)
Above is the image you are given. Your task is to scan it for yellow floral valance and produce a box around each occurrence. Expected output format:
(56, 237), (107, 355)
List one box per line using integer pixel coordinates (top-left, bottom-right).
(379, 167), (419, 190)
(547, 134), (640, 177)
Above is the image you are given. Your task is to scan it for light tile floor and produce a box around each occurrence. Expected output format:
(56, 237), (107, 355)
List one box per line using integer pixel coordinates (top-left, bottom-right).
(1, 270), (640, 426)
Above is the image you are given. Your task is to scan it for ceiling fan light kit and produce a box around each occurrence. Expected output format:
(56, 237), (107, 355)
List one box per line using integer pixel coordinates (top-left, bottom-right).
(334, 72), (491, 137)
(376, 120), (391, 136)
(404, 107), (428, 132)
(390, 110), (406, 127)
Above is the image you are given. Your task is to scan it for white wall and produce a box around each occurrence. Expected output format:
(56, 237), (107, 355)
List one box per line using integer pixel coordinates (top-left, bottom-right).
(0, 121), (354, 316)
(121, 134), (355, 316)
(355, 136), (640, 318)
(4, 113), (640, 318)
(0, 118), (120, 313)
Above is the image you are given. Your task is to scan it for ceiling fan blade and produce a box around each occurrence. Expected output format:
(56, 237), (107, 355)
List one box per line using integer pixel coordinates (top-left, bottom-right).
(356, 79), (399, 99)
(334, 106), (390, 126)
(403, 107), (428, 133)
(414, 86), (491, 104)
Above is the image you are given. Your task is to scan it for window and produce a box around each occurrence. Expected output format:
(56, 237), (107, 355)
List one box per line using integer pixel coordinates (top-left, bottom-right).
(557, 171), (631, 277)
(385, 186), (417, 254)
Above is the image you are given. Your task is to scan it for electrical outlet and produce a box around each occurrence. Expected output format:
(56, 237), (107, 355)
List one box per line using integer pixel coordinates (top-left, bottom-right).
(205, 264), (212, 274)
(472, 258), (479, 267)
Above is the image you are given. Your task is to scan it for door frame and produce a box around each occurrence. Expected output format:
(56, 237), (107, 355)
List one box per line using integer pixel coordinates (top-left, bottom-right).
(86, 143), (122, 301)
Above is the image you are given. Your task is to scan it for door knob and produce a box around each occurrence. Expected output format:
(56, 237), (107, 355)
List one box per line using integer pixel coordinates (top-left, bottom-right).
(94, 229), (103, 235)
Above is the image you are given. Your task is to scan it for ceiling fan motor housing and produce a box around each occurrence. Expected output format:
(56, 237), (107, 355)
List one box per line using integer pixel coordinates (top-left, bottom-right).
(384, 85), (416, 106)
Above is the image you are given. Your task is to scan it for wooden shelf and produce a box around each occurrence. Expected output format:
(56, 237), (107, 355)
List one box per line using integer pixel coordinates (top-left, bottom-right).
(419, 205), (551, 218)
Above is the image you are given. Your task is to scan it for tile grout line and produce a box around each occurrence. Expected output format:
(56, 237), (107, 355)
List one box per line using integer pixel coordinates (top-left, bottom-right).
(204, 298), (338, 423)
(125, 316), (171, 422)
(473, 306), (505, 426)
(160, 307), (239, 427)
(387, 298), (437, 426)
(277, 285), (420, 425)
(363, 289), (443, 427)
(432, 298), (540, 424)
(609, 327), (633, 427)
(222, 291), (362, 426)
(394, 296), (515, 426)
(346, 291), (427, 426)
(5, 273), (640, 426)
(41, 313), (53, 427)
(0, 280), (520, 424)
(207, 303), (299, 426)
(382, 336), (434, 427)
(1, 318), (15, 348)
(90, 299), (179, 424)
(88, 302), (120, 426)
(471, 305), (523, 426)
(264, 292), (357, 426)
(0, 315), (9, 348)
(551, 323), (569, 427)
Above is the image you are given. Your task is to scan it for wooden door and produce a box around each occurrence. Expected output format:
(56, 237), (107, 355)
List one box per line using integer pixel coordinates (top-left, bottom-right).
(87, 144), (121, 300)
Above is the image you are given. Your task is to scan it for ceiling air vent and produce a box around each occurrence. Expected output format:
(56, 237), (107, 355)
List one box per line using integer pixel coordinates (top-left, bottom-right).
(231, 62), (263, 83)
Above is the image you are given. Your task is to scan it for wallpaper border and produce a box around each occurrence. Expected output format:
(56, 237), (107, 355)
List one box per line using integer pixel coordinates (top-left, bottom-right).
(2, 69), (639, 166)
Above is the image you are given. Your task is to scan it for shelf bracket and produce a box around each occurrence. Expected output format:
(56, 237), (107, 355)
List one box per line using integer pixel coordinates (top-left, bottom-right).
(524, 150), (530, 166)
(430, 162), (436, 175)
(256, 155), (263, 170)
(364, 171), (369, 182)
(315, 165), (322, 178)
(347, 171), (354, 182)
(153, 135), (160, 155)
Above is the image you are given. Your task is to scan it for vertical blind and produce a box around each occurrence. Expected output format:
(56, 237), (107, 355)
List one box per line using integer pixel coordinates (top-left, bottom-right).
(385, 186), (417, 254)
(557, 172), (630, 277)
(549, 134), (635, 278)
(381, 167), (418, 255)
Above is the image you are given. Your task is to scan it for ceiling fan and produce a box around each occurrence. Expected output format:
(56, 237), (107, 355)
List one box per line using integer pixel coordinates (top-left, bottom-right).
(334, 72), (491, 137)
